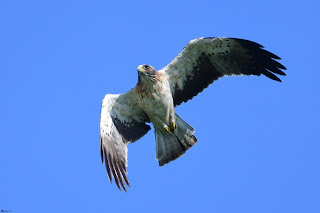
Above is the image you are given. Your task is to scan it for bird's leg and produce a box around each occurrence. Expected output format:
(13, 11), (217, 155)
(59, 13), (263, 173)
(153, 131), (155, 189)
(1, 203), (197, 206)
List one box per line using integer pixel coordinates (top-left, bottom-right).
(168, 107), (176, 133)
(165, 120), (176, 134)
(151, 116), (173, 134)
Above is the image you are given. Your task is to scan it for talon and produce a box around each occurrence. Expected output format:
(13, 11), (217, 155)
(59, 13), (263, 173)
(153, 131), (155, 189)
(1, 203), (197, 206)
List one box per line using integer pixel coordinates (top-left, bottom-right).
(165, 126), (172, 133)
(171, 122), (176, 131)
(164, 122), (176, 134)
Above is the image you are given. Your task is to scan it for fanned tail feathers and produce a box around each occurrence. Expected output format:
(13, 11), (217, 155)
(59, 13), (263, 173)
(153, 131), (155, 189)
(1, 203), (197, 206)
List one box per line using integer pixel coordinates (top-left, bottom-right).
(155, 114), (197, 166)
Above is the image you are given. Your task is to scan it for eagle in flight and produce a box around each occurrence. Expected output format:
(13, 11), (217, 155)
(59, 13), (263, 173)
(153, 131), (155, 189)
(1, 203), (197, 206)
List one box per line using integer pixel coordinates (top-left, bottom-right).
(100, 37), (286, 191)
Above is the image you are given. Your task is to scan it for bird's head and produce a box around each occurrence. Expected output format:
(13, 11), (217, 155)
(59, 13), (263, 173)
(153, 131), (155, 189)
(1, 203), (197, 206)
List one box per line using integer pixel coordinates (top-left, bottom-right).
(137, 65), (157, 81)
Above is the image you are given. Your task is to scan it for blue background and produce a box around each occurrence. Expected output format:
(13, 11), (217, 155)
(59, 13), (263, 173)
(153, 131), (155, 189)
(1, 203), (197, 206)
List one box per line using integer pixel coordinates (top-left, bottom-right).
(1, 0), (319, 212)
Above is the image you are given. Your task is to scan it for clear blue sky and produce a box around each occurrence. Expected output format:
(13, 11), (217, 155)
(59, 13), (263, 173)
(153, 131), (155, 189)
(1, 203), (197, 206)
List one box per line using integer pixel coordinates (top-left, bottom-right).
(1, 0), (319, 212)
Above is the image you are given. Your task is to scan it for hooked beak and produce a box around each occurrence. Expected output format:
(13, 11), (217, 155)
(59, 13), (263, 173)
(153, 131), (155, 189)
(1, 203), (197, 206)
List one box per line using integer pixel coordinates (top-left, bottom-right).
(137, 65), (146, 73)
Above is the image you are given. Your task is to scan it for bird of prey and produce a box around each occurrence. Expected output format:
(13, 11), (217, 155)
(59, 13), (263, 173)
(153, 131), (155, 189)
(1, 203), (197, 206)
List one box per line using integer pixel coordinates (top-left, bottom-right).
(100, 37), (286, 191)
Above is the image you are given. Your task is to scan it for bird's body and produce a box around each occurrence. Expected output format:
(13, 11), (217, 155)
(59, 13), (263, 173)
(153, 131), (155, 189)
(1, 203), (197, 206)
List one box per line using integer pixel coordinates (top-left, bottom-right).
(100, 37), (286, 191)
(136, 71), (174, 132)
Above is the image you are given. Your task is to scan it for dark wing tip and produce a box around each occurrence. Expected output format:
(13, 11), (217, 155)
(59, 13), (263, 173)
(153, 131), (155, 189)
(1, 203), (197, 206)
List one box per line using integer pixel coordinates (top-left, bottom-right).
(104, 154), (112, 183)
(230, 38), (264, 48)
(109, 157), (122, 190)
(261, 49), (281, 60)
(278, 63), (287, 70)
(109, 155), (130, 192)
(233, 38), (286, 82)
(120, 161), (130, 187)
(101, 140), (130, 192)
(262, 70), (282, 82)
(262, 59), (286, 82)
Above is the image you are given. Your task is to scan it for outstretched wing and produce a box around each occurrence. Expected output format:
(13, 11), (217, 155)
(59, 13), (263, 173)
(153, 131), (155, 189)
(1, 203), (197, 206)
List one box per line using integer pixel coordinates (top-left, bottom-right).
(100, 89), (151, 192)
(159, 37), (287, 106)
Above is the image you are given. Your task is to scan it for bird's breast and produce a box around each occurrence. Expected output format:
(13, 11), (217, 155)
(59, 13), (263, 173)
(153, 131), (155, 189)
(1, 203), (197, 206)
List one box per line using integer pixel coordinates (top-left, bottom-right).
(138, 79), (173, 119)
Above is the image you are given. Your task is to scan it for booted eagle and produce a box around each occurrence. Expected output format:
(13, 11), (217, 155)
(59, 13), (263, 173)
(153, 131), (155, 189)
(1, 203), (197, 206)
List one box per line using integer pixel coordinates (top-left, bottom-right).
(100, 37), (286, 191)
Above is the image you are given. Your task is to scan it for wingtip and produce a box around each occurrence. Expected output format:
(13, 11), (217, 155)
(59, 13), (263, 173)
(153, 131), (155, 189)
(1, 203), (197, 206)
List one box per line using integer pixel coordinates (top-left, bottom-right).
(262, 70), (282, 82)
(231, 38), (264, 48)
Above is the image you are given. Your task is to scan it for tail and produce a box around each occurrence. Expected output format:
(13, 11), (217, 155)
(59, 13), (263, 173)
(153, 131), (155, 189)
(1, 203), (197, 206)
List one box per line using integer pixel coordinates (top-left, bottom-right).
(155, 114), (197, 166)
